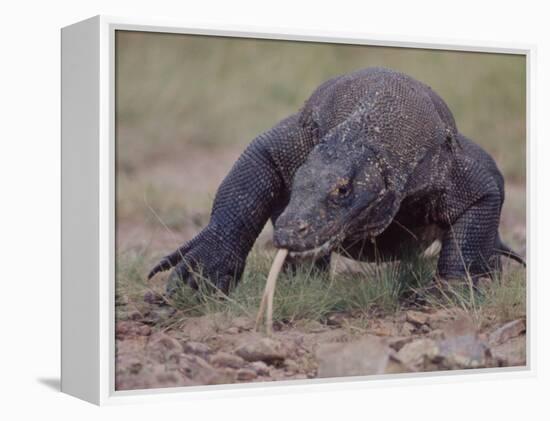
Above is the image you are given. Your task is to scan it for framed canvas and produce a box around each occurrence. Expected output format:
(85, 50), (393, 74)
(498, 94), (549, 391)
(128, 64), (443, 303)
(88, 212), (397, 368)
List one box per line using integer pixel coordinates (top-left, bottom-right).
(61, 15), (532, 405)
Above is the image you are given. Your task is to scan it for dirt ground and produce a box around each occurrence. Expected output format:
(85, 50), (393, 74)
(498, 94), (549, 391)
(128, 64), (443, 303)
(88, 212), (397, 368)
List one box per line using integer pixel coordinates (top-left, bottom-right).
(115, 145), (527, 391)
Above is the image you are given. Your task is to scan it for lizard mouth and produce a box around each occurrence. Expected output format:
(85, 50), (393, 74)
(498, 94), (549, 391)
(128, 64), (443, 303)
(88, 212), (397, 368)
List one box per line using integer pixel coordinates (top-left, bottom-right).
(287, 233), (345, 259)
(288, 238), (334, 259)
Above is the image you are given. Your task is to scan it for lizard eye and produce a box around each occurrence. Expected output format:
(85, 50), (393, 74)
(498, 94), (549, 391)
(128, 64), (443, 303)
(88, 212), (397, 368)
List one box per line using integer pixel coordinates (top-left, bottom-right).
(337, 185), (350, 197)
(330, 180), (352, 201)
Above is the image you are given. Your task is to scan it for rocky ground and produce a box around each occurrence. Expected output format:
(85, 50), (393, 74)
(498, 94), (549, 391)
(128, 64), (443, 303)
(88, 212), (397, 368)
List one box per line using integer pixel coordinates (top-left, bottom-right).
(115, 303), (526, 390)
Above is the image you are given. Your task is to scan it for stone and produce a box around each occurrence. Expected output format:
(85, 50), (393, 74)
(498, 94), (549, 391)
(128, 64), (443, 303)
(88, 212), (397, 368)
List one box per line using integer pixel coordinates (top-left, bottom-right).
(327, 312), (348, 326)
(384, 353), (417, 374)
(210, 352), (245, 369)
(138, 325), (152, 336)
(150, 333), (182, 352)
(283, 359), (300, 373)
(399, 321), (416, 336)
(386, 336), (415, 351)
(491, 336), (527, 367)
(426, 308), (454, 329)
(316, 336), (390, 378)
(438, 334), (489, 369)
(226, 327), (240, 335)
(489, 319), (526, 346)
(183, 341), (212, 358)
(116, 321), (131, 338)
(128, 310), (142, 321)
(249, 361), (270, 376)
(406, 310), (429, 326)
(442, 313), (476, 337)
(235, 338), (287, 363)
(369, 319), (399, 337)
(396, 338), (439, 368)
(236, 368), (258, 381)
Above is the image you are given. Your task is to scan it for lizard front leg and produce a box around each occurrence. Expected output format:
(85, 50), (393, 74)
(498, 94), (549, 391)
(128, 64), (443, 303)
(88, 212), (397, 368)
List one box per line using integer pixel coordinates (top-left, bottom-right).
(148, 114), (316, 295)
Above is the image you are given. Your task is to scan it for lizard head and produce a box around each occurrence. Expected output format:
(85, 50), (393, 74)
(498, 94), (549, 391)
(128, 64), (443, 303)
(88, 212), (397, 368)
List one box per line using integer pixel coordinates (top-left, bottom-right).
(273, 132), (397, 259)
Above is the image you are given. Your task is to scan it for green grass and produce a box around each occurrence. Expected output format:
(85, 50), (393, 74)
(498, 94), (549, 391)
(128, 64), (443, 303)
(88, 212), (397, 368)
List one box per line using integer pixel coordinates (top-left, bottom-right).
(116, 246), (525, 330)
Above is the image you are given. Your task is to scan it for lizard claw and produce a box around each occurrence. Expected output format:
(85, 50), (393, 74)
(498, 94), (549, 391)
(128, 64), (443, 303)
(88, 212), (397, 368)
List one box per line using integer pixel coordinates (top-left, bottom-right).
(147, 224), (245, 296)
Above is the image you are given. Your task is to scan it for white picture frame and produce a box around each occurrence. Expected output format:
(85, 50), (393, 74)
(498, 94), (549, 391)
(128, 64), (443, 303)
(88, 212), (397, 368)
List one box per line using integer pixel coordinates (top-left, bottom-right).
(61, 15), (534, 405)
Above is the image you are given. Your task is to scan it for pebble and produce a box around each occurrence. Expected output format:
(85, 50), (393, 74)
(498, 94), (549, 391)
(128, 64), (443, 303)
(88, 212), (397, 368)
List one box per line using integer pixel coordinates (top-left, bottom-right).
(138, 325), (152, 336)
(249, 361), (270, 376)
(406, 310), (429, 326)
(400, 321), (416, 336)
(283, 359), (300, 373)
(210, 352), (245, 369)
(396, 338), (439, 367)
(489, 319), (526, 346)
(150, 333), (182, 352)
(236, 338), (287, 363)
(183, 341), (212, 357)
(236, 368), (257, 381)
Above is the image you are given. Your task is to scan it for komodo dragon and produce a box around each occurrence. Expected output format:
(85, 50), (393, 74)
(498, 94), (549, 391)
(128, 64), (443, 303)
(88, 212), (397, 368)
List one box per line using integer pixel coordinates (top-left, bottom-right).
(148, 67), (525, 295)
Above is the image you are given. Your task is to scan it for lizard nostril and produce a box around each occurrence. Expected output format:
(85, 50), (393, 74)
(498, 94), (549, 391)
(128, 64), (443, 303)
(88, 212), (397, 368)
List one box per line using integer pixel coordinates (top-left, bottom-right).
(297, 221), (310, 235)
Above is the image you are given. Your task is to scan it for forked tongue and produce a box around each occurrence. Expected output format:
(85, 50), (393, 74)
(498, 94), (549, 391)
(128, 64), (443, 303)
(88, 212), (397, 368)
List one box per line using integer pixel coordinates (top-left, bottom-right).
(254, 248), (288, 335)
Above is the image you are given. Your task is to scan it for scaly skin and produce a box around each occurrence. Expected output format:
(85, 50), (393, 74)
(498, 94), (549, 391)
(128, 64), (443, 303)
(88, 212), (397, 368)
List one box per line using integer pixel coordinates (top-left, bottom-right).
(148, 68), (524, 294)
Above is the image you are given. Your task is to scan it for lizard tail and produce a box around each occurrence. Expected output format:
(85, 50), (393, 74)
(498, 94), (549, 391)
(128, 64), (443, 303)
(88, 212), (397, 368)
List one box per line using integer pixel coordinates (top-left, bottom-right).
(495, 237), (526, 267)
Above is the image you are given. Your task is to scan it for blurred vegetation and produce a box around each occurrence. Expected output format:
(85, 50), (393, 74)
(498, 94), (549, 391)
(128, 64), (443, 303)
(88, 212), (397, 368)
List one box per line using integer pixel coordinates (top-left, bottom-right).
(116, 30), (526, 181)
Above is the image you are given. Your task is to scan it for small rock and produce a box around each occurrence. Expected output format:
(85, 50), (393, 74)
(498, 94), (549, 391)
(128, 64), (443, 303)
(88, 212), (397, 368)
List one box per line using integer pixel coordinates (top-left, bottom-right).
(438, 334), (489, 369)
(427, 329), (445, 341)
(385, 353), (417, 374)
(127, 358), (143, 374)
(116, 321), (131, 338)
(420, 324), (431, 334)
(400, 321), (416, 336)
(386, 336), (414, 351)
(210, 352), (245, 369)
(138, 325), (152, 336)
(442, 313), (476, 337)
(489, 319), (526, 346)
(249, 361), (270, 376)
(128, 310), (142, 321)
(283, 359), (300, 373)
(236, 338), (287, 363)
(317, 337), (391, 378)
(327, 312), (347, 326)
(396, 338), (439, 367)
(491, 335), (526, 366)
(406, 310), (429, 326)
(369, 319), (399, 337)
(236, 368), (257, 381)
(426, 309), (455, 330)
(150, 333), (182, 352)
(183, 341), (212, 357)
